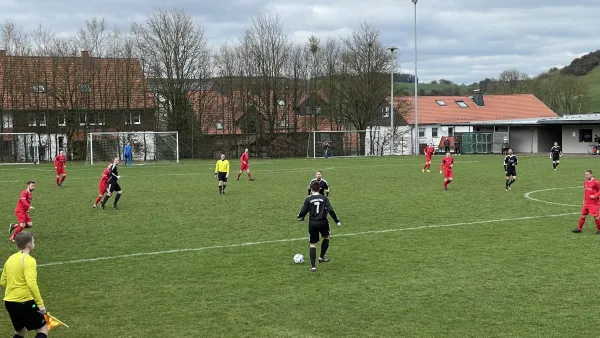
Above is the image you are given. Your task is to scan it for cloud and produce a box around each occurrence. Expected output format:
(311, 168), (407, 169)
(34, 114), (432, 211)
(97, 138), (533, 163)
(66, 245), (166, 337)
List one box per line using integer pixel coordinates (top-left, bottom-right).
(1, 0), (598, 84)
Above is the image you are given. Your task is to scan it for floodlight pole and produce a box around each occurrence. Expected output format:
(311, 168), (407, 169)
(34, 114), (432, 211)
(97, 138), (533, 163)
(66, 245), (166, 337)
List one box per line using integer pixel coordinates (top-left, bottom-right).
(388, 46), (397, 156)
(412, 0), (419, 155)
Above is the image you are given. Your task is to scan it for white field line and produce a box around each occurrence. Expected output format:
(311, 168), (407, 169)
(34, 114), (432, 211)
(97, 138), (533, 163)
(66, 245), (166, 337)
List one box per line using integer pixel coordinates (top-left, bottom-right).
(0, 212), (574, 271)
(523, 187), (580, 207)
(0, 161), (481, 183)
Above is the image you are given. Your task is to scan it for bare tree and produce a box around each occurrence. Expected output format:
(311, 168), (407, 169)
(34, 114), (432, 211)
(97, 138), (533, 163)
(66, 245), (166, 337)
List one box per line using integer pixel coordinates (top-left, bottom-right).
(131, 7), (212, 157)
(1, 20), (30, 55)
(31, 23), (56, 56)
(242, 13), (292, 150)
(498, 69), (529, 94)
(332, 23), (393, 154)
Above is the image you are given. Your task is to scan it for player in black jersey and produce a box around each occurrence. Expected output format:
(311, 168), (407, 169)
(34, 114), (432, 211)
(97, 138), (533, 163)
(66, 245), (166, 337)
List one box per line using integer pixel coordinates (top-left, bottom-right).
(297, 181), (341, 272)
(504, 149), (518, 191)
(307, 170), (329, 196)
(100, 157), (123, 210)
(550, 142), (562, 171)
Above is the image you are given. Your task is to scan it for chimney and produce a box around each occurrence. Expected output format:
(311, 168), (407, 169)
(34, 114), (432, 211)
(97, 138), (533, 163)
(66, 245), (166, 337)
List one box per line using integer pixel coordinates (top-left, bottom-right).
(473, 89), (484, 106)
(81, 50), (90, 68)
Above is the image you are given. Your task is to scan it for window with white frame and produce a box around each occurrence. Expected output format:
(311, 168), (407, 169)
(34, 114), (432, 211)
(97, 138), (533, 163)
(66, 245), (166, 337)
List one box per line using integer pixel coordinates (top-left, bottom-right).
(58, 113), (66, 127)
(89, 112), (105, 125)
(418, 127), (426, 138)
(432, 127), (438, 137)
(79, 112), (87, 126)
(278, 120), (289, 128)
(38, 113), (46, 126)
(2, 113), (13, 129)
(28, 113), (36, 126)
(125, 112), (141, 125)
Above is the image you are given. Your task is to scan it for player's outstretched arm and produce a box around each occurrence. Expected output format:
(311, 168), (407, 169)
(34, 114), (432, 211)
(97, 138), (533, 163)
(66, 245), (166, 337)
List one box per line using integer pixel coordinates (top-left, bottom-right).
(324, 197), (341, 225)
(297, 199), (310, 221)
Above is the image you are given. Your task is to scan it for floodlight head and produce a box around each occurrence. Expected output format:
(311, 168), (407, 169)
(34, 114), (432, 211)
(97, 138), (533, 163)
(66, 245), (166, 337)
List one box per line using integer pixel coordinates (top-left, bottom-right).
(412, 0), (418, 4)
(387, 46), (398, 53)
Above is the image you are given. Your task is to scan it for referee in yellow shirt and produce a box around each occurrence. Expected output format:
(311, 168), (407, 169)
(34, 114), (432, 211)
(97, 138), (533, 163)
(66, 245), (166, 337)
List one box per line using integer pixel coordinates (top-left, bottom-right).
(1, 232), (49, 337)
(215, 153), (230, 194)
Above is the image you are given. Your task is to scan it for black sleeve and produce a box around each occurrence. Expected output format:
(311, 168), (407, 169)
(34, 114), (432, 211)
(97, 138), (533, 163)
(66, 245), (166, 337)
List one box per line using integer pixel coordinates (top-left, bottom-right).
(324, 197), (340, 223)
(297, 198), (310, 220)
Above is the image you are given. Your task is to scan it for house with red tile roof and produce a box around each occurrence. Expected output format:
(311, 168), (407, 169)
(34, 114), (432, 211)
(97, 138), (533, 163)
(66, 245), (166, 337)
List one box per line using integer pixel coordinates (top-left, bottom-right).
(0, 50), (154, 161)
(372, 90), (560, 154)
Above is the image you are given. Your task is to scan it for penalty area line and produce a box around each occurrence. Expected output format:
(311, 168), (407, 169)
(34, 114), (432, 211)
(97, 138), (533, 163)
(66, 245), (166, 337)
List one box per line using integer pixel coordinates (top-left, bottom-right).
(8, 212), (576, 271)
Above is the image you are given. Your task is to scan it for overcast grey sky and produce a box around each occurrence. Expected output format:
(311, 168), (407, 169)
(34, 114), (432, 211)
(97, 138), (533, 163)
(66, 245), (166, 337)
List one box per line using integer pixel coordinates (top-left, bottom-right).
(1, 0), (598, 84)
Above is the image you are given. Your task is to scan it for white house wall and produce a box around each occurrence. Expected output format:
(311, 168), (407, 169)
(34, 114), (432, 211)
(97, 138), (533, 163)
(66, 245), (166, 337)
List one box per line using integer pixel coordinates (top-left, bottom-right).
(418, 125), (474, 147)
(561, 125), (600, 154)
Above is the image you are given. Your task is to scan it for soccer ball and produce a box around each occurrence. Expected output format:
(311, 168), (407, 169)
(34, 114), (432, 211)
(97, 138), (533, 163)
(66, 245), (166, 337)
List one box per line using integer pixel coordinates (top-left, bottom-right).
(293, 253), (304, 264)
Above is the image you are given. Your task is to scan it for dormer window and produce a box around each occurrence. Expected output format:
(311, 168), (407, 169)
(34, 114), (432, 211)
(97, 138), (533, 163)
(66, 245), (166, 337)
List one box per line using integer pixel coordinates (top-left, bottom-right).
(278, 120), (289, 128)
(382, 106), (390, 117)
(435, 100), (446, 106)
(456, 100), (468, 108)
(215, 122), (224, 130)
(78, 83), (91, 93)
(31, 84), (46, 93)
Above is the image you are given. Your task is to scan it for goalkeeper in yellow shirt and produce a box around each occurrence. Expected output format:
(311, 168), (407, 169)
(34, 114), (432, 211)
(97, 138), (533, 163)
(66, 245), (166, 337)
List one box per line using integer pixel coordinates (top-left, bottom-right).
(1, 232), (49, 337)
(215, 153), (230, 194)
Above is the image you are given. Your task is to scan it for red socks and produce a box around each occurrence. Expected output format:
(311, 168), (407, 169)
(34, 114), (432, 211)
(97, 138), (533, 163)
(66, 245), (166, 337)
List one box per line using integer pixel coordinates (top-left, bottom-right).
(247, 172), (252, 179)
(94, 195), (103, 205)
(10, 225), (23, 240)
(595, 218), (600, 231)
(578, 217), (586, 230)
(60, 175), (66, 184)
(237, 173), (241, 179)
(56, 177), (60, 185)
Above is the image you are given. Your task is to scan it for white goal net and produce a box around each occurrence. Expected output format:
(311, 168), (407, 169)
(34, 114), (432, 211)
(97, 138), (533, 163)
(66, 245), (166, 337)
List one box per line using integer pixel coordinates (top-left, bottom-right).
(0, 133), (39, 164)
(307, 128), (413, 158)
(87, 131), (179, 165)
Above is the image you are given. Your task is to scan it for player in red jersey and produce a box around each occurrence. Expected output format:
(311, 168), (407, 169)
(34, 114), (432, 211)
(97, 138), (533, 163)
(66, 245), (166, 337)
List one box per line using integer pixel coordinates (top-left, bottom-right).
(422, 143), (435, 173)
(572, 169), (600, 234)
(9, 181), (35, 242)
(236, 148), (255, 181)
(54, 150), (67, 187)
(93, 163), (113, 208)
(439, 152), (454, 190)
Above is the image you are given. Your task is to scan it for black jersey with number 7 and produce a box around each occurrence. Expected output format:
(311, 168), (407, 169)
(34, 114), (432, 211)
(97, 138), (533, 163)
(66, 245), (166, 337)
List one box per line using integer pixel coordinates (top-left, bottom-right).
(297, 194), (340, 224)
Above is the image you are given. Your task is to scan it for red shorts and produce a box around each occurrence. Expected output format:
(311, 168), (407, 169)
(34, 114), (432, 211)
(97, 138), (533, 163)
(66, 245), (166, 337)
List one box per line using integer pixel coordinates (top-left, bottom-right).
(56, 167), (65, 176)
(444, 170), (453, 179)
(15, 211), (31, 224)
(240, 164), (249, 171)
(99, 183), (108, 195)
(582, 204), (599, 217)
(425, 156), (432, 162)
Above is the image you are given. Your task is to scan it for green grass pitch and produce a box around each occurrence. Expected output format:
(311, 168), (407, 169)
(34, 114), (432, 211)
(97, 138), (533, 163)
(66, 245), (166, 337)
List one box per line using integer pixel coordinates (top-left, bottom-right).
(1, 154), (599, 337)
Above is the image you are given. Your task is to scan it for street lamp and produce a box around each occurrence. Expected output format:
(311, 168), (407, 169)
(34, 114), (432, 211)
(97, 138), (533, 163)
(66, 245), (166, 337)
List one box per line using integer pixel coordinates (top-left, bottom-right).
(412, 0), (419, 155)
(387, 46), (398, 156)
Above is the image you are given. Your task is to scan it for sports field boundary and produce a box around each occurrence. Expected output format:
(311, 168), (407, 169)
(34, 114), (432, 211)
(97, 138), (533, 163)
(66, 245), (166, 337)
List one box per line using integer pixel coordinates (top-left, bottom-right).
(0, 212), (576, 271)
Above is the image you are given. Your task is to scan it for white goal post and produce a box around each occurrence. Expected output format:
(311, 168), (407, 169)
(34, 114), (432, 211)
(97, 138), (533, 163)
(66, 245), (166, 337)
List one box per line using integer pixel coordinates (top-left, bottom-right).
(0, 133), (39, 165)
(307, 128), (413, 158)
(87, 131), (179, 165)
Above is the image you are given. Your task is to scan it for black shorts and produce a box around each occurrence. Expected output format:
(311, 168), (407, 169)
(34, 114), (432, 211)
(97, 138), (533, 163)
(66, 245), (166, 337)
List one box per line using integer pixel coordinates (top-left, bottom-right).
(217, 172), (227, 182)
(552, 154), (560, 161)
(5, 300), (46, 331)
(107, 181), (121, 193)
(308, 222), (330, 244)
(506, 168), (517, 176)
